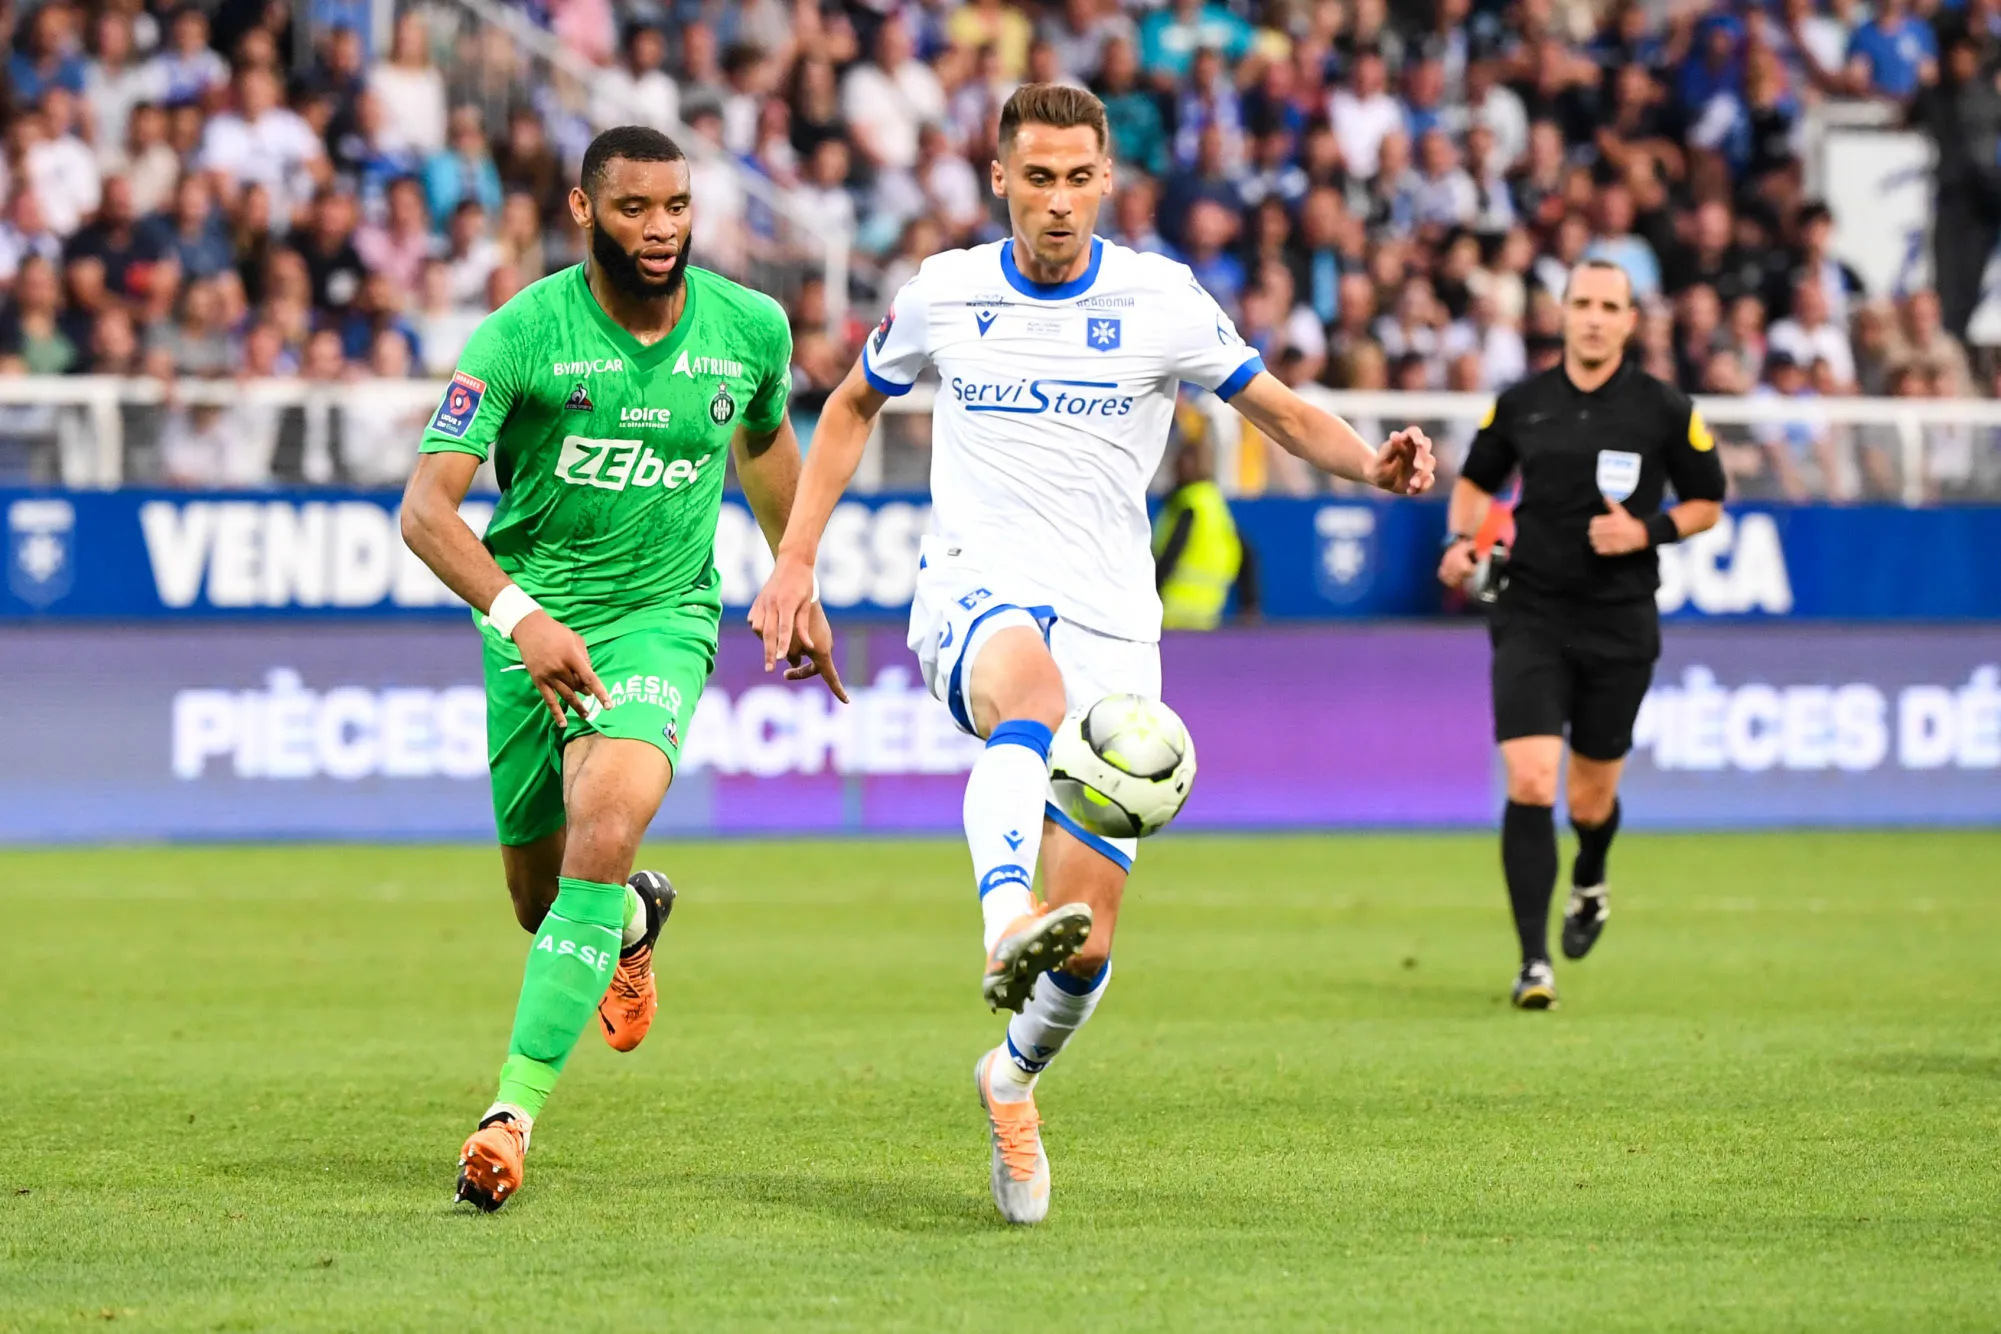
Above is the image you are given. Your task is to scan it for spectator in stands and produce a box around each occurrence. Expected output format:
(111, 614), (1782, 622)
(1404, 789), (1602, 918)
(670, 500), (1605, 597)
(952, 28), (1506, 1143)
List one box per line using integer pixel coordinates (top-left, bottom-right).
(16, 94), (102, 239)
(327, 89), (412, 222)
(200, 65), (324, 228)
(83, 10), (164, 171)
(842, 15), (945, 175)
(494, 105), (565, 231)
(949, 0), (1033, 80)
(1330, 49), (1401, 180)
(1094, 36), (1169, 178)
(1045, 0), (1131, 84)
(338, 270), (420, 365)
(340, 327), (431, 485)
(1582, 186), (1661, 301)
(494, 191), (545, 282)
(412, 257), (480, 375)
(1412, 129), (1478, 233)
(10, 3), (89, 109)
(0, 255), (80, 375)
(147, 277), (235, 378)
(1767, 274), (1856, 389)
(62, 175), (145, 300)
(668, 20), (725, 113)
(1139, 0), (1253, 81)
(1843, 0), (1936, 102)
(148, 7), (229, 108)
(1890, 288), (1974, 397)
(423, 105), (502, 229)
(86, 304), (142, 375)
(116, 103), (180, 217)
(592, 25), (677, 132)
(442, 200), (500, 309)
(369, 12), (447, 155)
(1752, 350), (1831, 501)
(141, 174), (233, 281)
(355, 175), (438, 294)
(1790, 202), (1863, 330)
(298, 186), (365, 313)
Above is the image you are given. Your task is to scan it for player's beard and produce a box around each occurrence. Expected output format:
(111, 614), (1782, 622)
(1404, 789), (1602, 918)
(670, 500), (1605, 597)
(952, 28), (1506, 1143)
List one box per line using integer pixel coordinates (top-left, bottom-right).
(591, 221), (690, 302)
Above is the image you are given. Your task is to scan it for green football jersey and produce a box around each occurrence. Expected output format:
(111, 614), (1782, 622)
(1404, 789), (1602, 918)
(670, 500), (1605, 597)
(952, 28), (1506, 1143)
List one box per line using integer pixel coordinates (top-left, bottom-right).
(420, 264), (792, 646)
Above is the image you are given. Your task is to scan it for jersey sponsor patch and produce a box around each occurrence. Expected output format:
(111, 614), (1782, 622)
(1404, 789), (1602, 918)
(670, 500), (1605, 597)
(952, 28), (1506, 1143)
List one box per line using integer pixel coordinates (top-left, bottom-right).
(563, 382), (593, 412)
(1596, 449), (1643, 502)
(872, 306), (896, 354)
(430, 371), (486, 438)
(1687, 409), (1715, 451)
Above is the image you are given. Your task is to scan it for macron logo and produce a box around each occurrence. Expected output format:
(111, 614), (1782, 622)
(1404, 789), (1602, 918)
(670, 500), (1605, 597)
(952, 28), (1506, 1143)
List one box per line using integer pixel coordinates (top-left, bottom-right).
(672, 350), (744, 378)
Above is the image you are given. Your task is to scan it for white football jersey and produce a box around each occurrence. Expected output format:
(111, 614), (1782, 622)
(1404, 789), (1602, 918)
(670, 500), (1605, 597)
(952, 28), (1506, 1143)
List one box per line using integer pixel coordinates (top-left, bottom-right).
(862, 236), (1264, 643)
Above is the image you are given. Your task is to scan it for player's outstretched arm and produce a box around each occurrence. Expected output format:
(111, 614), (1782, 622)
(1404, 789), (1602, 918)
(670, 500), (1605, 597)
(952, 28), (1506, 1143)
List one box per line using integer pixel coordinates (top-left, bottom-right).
(747, 359), (888, 675)
(401, 451), (608, 725)
(734, 414), (849, 702)
(1228, 371), (1437, 496)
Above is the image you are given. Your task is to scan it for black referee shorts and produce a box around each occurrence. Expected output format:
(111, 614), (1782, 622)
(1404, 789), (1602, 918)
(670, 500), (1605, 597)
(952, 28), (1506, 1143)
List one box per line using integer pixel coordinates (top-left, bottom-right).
(1489, 596), (1660, 761)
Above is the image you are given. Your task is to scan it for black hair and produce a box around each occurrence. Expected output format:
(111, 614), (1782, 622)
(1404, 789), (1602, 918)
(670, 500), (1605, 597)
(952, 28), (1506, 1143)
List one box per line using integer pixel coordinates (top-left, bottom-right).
(580, 126), (685, 198)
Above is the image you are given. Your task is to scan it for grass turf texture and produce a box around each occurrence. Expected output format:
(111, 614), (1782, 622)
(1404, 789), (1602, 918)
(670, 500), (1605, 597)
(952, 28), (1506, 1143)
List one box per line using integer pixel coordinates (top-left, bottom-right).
(2, 833), (1996, 1332)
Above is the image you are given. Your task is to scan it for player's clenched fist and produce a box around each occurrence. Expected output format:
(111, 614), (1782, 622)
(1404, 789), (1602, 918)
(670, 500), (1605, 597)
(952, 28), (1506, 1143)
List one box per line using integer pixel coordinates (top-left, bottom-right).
(511, 611), (610, 727)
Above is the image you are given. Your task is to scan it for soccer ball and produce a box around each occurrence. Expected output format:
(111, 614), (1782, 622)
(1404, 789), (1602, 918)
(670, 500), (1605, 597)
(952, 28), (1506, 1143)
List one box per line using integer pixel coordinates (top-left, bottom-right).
(1048, 695), (1197, 839)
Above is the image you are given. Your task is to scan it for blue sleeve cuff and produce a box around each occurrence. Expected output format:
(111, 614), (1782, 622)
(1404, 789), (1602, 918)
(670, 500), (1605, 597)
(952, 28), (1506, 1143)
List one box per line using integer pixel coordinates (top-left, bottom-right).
(861, 346), (914, 398)
(1215, 354), (1265, 402)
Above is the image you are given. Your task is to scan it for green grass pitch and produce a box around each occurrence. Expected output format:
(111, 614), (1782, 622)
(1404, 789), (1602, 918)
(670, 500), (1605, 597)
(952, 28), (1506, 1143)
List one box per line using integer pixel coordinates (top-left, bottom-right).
(2, 831), (1996, 1331)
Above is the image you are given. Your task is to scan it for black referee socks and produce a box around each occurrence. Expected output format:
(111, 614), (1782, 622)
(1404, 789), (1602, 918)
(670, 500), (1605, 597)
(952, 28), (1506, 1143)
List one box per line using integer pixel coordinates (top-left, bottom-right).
(1502, 801), (1558, 965)
(1572, 800), (1622, 889)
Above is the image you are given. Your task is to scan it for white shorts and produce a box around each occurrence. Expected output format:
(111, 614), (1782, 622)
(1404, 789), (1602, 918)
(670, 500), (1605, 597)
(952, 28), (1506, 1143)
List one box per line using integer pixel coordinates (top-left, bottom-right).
(908, 538), (1162, 871)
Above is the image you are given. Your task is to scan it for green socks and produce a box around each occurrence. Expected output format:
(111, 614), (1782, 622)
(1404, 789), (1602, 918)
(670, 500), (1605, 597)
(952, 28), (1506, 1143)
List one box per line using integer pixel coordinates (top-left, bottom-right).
(493, 876), (625, 1118)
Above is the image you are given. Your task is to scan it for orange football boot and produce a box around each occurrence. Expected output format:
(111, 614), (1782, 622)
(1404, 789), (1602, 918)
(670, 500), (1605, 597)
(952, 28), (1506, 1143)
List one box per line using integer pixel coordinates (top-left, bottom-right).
(455, 1110), (530, 1212)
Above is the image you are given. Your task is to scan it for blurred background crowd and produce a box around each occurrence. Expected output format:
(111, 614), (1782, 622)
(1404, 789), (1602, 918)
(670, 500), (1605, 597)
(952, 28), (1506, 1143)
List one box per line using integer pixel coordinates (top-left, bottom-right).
(4, 0), (2001, 497)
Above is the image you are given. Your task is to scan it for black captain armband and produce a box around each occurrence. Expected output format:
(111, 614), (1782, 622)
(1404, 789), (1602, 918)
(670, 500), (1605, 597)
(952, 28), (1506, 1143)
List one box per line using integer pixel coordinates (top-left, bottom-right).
(1645, 513), (1681, 548)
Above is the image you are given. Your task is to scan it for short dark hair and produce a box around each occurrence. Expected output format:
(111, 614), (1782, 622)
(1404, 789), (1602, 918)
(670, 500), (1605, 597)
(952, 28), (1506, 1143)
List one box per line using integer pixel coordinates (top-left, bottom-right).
(1564, 258), (1635, 306)
(580, 126), (685, 198)
(998, 83), (1108, 154)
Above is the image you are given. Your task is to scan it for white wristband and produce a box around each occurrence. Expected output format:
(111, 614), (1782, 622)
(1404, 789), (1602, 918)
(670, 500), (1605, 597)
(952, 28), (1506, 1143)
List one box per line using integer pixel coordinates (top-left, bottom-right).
(809, 573), (821, 605)
(487, 584), (541, 638)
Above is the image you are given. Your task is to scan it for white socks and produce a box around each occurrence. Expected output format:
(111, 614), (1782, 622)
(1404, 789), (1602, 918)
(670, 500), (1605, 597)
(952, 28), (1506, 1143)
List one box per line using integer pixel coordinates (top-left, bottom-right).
(991, 961), (1113, 1102)
(966, 720), (1053, 954)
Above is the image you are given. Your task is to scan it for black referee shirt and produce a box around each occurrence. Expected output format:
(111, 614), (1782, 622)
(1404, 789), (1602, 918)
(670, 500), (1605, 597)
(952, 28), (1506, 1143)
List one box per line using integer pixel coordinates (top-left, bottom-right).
(1462, 358), (1727, 605)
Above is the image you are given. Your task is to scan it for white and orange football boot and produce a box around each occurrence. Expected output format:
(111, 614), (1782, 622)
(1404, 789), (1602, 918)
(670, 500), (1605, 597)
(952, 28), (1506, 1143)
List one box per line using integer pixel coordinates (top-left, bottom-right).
(975, 1048), (1052, 1225)
(454, 1106), (531, 1212)
(982, 900), (1093, 1013)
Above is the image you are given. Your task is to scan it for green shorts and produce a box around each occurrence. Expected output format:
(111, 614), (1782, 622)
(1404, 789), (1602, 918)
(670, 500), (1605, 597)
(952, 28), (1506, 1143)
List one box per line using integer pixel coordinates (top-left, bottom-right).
(483, 626), (714, 846)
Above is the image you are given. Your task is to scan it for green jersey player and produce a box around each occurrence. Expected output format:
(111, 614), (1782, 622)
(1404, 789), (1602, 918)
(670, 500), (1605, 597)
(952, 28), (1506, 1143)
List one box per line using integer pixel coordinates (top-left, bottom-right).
(402, 127), (848, 1211)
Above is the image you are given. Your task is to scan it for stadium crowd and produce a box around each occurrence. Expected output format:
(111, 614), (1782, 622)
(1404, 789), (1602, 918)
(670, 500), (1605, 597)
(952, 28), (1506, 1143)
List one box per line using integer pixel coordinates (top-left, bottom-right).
(2, 0), (1999, 497)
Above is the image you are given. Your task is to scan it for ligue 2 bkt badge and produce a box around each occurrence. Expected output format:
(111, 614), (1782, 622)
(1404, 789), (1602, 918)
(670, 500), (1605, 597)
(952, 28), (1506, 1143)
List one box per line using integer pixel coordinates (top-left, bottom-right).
(709, 381), (736, 425)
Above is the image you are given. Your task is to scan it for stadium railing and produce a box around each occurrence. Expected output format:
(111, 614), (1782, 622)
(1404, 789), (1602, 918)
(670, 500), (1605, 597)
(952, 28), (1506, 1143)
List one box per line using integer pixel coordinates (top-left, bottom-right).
(5, 378), (2000, 503)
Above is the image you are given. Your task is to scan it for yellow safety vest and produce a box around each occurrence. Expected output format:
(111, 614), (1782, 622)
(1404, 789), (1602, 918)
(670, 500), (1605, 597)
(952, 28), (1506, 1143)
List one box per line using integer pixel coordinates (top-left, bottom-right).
(1152, 481), (1243, 630)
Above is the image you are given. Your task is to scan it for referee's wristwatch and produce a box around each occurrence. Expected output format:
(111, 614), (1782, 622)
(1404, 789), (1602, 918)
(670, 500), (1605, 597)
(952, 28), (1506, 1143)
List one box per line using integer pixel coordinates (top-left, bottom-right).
(1442, 531), (1476, 551)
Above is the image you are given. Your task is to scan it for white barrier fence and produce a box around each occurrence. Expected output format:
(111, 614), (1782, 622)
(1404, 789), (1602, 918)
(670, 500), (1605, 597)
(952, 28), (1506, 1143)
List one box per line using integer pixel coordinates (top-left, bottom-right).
(3, 376), (1999, 503)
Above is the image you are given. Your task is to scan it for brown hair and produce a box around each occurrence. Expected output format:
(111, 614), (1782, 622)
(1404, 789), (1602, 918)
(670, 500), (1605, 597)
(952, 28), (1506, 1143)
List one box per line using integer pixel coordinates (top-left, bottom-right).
(998, 82), (1108, 154)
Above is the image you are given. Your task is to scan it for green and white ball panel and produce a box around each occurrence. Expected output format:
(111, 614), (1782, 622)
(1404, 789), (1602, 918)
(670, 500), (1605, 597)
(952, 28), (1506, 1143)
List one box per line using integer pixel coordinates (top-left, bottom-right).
(1050, 694), (1198, 839)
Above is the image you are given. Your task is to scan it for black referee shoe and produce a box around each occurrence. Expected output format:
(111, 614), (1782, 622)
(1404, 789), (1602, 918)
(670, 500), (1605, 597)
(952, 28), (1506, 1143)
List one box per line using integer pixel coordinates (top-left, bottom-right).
(1561, 886), (1610, 960)
(1511, 960), (1557, 1010)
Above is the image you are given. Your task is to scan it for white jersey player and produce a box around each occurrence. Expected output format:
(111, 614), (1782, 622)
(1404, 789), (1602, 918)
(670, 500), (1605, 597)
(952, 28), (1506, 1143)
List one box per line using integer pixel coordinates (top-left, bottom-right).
(752, 85), (1434, 1225)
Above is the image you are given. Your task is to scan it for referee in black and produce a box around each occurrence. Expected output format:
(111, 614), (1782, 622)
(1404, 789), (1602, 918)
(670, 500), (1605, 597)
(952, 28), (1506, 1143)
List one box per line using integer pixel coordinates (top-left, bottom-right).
(1439, 259), (1725, 1009)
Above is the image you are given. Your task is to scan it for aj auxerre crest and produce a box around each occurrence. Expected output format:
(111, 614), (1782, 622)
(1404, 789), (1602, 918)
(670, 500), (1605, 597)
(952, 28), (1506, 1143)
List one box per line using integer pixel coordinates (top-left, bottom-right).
(1313, 504), (1377, 605)
(708, 381), (737, 425)
(7, 497), (74, 608)
(1086, 316), (1122, 352)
